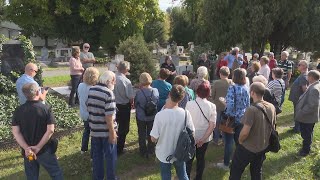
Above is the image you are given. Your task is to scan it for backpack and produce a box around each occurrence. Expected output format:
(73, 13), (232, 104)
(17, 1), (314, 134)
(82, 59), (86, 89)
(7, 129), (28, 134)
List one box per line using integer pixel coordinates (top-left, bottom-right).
(166, 111), (196, 162)
(141, 89), (157, 117)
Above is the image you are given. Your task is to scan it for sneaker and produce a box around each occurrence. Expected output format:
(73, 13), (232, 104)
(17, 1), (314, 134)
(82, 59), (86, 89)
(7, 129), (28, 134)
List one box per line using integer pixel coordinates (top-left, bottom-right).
(216, 162), (229, 170)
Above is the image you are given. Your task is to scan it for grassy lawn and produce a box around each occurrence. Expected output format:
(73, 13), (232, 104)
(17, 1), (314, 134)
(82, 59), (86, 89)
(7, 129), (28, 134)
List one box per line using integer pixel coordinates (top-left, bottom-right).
(0, 92), (320, 179)
(43, 75), (70, 87)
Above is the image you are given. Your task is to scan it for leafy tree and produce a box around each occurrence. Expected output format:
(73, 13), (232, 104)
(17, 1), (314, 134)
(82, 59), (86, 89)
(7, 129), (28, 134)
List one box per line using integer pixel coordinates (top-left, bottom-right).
(143, 18), (168, 45)
(170, 7), (194, 46)
(116, 35), (156, 85)
(0, 0), (5, 22)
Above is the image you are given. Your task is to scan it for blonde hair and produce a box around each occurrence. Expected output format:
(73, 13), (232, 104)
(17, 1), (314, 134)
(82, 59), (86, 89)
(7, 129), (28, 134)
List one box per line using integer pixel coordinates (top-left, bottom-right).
(83, 67), (100, 86)
(139, 72), (152, 86)
(260, 56), (269, 64)
(174, 75), (187, 87)
(251, 61), (261, 72)
(252, 75), (268, 86)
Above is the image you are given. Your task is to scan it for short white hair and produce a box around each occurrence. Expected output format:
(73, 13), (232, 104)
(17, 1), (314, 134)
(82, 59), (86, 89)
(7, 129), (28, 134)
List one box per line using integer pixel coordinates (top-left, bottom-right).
(252, 75), (268, 86)
(281, 51), (289, 57)
(98, 70), (115, 85)
(253, 53), (259, 58)
(269, 52), (274, 57)
(233, 47), (240, 52)
(299, 60), (308, 68)
(197, 66), (208, 79)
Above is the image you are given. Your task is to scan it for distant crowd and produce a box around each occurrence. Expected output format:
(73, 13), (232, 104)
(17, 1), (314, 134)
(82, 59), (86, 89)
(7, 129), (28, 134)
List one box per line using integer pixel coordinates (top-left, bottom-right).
(11, 44), (320, 180)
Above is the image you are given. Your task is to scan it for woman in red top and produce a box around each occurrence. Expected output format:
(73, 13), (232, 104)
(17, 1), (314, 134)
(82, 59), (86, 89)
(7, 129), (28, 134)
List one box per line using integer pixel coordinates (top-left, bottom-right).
(215, 52), (228, 79)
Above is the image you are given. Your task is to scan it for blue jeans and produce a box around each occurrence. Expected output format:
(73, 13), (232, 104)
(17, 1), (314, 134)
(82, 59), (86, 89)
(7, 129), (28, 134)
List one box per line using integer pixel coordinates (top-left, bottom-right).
(91, 137), (117, 180)
(81, 121), (90, 151)
(214, 111), (222, 143)
(223, 123), (243, 166)
(160, 161), (189, 180)
(24, 148), (63, 180)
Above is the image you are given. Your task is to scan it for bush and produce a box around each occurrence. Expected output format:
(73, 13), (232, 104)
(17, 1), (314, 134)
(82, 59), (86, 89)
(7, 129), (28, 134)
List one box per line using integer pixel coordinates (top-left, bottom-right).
(95, 57), (110, 64)
(0, 93), (82, 141)
(0, 74), (16, 93)
(116, 35), (156, 85)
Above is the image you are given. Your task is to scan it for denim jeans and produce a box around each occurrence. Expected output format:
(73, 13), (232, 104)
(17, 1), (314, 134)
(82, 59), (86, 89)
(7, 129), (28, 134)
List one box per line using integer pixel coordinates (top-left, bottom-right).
(229, 145), (266, 180)
(69, 75), (81, 106)
(81, 121), (90, 151)
(223, 123), (243, 166)
(91, 137), (117, 180)
(24, 148), (63, 180)
(160, 161), (189, 180)
(300, 122), (315, 154)
(213, 111), (222, 143)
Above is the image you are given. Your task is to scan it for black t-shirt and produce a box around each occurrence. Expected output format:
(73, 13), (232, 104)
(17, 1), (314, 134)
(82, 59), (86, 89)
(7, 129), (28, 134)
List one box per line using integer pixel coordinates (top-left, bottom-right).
(12, 101), (55, 153)
(161, 63), (176, 85)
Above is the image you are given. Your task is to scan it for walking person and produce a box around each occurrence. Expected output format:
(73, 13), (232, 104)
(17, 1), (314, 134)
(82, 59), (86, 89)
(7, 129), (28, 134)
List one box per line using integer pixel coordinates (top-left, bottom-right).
(87, 71), (118, 180)
(114, 61), (135, 155)
(135, 73), (159, 158)
(295, 70), (320, 157)
(78, 67), (100, 153)
(229, 82), (277, 180)
(12, 83), (63, 180)
(150, 85), (195, 180)
(69, 47), (84, 107)
(211, 66), (233, 145)
(186, 82), (216, 180)
(289, 60), (309, 133)
(216, 68), (250, 170)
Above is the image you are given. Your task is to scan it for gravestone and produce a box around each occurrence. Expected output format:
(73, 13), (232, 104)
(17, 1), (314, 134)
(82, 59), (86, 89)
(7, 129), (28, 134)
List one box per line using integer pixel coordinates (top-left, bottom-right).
(41, 46), (49, 61)
(0, 40), (25, 76)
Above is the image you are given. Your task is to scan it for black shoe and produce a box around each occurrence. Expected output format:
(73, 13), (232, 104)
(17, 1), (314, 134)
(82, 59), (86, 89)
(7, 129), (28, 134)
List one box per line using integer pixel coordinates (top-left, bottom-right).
(298, 150), (309, 157)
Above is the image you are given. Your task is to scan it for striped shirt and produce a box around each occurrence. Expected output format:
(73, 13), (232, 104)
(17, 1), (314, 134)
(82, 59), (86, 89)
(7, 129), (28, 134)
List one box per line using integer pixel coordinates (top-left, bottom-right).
(87, 83), (117, 138)
(277, 60), (293, 77)
(267, 79), (285, 104)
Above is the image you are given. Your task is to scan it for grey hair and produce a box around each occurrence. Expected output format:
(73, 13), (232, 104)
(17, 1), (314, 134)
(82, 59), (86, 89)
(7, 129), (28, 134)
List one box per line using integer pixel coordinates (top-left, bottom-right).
(269, 52), (274, 57)
(233, 47), (240, 52)
(118, 61), (130, 72)
(98, 70), (115, 85)
(22, 83), (39, 100)
(197, 66), (208, 79)
(299, 60), (308, 68)
(282, 51), (289, 57)
(308, 70), (320, 81)
(253, 53), (259, 58)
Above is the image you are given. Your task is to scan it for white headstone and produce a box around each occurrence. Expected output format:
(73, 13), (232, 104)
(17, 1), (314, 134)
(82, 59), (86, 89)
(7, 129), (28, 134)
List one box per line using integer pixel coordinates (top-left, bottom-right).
(176, 46), (184, 55)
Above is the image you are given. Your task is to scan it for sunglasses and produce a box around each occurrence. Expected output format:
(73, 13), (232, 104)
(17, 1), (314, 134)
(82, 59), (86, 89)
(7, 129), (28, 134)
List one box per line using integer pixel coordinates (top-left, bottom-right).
(30, 69), (38, 73)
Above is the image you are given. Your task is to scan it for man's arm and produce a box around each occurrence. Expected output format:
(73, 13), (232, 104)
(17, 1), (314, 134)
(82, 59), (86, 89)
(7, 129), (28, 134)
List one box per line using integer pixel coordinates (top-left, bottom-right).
(12, 126), (29, 152)
(30, 124), (54, 154)
(39, 88), (48, 101)
(106, 114), (117, 144)
(239, 124), (251, 144)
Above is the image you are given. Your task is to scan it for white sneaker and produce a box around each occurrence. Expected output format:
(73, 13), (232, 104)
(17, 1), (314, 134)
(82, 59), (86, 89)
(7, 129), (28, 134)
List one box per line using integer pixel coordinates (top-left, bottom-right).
(80, 151), (86, 154)
(216, 162), (229, 170)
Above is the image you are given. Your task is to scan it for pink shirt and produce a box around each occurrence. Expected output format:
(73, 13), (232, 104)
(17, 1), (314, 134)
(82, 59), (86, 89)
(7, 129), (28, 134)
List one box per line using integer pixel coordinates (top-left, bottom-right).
(69, 57), (83, 75)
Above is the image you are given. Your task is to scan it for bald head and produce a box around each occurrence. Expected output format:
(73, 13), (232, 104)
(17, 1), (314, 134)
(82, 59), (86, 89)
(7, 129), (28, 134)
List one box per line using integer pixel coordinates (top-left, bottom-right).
(25, 63), (38, 77)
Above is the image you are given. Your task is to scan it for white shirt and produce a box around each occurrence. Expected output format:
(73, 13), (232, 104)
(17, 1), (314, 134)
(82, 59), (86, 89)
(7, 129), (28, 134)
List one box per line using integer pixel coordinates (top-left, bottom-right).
(186, 97), (216, 142)
(150, 107), (195, 163)
(258, 64), (270, 80)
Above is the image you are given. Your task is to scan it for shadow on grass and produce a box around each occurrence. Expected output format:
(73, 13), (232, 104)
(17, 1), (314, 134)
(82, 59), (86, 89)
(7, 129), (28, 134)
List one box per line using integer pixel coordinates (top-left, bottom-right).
(263, 151), (302, 179)
(277, 113), (294, 127)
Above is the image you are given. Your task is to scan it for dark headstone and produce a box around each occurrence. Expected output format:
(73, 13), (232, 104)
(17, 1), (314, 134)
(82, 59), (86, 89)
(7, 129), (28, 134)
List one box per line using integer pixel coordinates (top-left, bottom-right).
(1, 41), (25, 75)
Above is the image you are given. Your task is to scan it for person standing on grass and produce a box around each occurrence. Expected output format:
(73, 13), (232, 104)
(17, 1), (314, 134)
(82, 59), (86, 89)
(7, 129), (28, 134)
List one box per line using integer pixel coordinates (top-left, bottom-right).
(189, 66), (210, 93)
(278, 51), (293, 90)
(288, 60), (309, 133)
(150, 85), (195, 180)
(268, 52), (277, 81)
(69, 47), (84, 107)
(211, 66), (233, 145)
(80, 43), (96, 70)
(78, 67), (100, 154)
(173, 75), (192, 109)
(267, 68), (286, 109)
(12, 83), (63, 180)
(229, 82), (276, 180)
(151, 68), (172, 111)
(160, 55), (176, 85)
(294, 70), (320, 157)
(87, 71), (118, 180)
(258, 56), (271, 80)
(216, 68), (250, 170)
(114, 61), (135, 155)
(186, 82), (216, 180)
(134, 72), (159, 158)
(16, 63), (48, 105)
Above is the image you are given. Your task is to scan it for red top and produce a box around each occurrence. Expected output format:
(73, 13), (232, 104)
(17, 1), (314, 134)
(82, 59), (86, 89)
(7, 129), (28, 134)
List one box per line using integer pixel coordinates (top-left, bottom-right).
(268, 58), (277, 70)
(216, 59), (228, 76)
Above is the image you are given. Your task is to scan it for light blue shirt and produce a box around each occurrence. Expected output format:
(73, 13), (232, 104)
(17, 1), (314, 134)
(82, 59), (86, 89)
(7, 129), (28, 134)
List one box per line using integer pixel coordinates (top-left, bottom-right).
(78, 82), (92, 121)
(224, 54), (244, 69)
(114, 72), (135, 105)
(16, 74), (39, 105)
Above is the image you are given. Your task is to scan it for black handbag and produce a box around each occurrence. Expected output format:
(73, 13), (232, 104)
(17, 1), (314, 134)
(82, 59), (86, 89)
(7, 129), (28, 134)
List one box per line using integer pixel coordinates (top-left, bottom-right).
(219, 86), (236, 134)
(253, 104), (280, 153)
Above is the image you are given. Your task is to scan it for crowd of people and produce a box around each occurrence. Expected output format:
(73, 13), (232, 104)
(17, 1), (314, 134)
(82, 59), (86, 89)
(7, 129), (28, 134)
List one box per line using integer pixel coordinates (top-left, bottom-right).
(11, 45), (320, 180)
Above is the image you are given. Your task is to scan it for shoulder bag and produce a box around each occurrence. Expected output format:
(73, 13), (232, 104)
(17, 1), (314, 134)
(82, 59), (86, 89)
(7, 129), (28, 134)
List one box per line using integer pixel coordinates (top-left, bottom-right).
(195, 99), (209, 123)
(219, 86), (236, 134)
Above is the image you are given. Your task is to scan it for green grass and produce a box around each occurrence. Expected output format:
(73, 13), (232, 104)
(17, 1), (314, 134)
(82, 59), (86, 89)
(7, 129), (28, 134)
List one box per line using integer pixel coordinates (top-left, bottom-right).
(43, 75), (70, 87)
(1, 92), (320, 179)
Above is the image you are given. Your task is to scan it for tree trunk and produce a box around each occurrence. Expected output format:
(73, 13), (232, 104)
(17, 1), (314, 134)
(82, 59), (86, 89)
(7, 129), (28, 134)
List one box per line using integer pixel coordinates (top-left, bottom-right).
(44, 36), (48, 48)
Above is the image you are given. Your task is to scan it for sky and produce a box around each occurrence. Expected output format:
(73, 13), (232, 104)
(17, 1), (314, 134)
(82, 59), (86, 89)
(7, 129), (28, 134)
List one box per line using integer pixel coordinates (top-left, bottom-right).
(159, 0), (181, 11)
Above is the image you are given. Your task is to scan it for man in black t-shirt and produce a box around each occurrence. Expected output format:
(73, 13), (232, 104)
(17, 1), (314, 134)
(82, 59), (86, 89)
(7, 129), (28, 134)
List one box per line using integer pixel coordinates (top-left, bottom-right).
(12, 83), (63, 180)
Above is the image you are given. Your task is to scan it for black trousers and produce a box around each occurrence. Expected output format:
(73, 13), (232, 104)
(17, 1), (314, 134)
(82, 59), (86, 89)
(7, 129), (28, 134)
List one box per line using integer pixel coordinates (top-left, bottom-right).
(116, 103), (131, 154)
(136, 120), (154, 155)
(186, 142), (209, 180)
(229, 145), (266, 180)
(300, 122), (315, 154)
(69, 75), (81, 106)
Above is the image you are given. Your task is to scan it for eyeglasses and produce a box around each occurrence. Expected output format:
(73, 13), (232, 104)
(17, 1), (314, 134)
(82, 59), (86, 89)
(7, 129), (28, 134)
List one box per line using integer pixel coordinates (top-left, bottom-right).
(30, 69), (38, 73)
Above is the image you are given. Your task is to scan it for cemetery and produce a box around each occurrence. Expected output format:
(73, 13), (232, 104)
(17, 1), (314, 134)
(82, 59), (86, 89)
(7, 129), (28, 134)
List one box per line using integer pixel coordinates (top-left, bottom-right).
(1, 0), (320, 179)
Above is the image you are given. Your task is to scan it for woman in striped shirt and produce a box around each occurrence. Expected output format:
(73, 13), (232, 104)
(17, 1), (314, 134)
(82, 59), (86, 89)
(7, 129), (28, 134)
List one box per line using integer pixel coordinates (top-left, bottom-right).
(267, 68), (285, 106)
